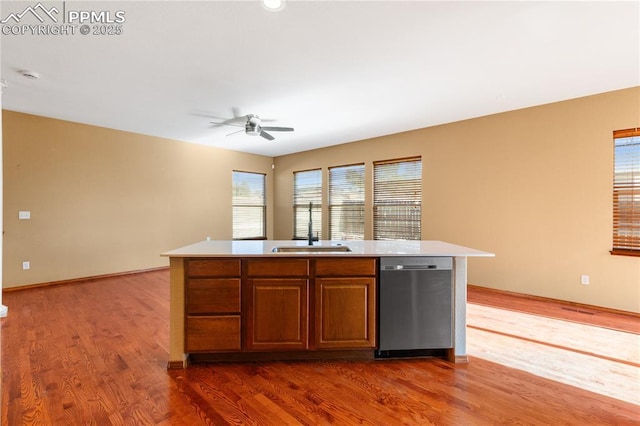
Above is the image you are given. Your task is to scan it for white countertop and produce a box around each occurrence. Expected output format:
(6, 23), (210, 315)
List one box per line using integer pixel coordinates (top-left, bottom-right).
(162, 240), (494, 258)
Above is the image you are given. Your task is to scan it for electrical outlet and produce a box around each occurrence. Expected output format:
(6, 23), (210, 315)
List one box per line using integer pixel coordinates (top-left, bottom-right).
(581, 274), (590, 285)
(22, 261), (30, 270)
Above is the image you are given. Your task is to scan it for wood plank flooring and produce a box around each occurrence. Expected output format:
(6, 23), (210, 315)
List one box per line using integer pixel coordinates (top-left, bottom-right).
(467, 304), (640, 405)
(2, 270), (639, 425)
(468, 284), (640, 333)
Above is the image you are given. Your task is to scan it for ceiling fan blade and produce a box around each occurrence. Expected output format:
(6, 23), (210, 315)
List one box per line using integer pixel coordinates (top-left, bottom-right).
(260, 130), (275, 140)
(226, 129), (245, 136)
(211, 121), (244, 128)
(261, 126), (294, 132)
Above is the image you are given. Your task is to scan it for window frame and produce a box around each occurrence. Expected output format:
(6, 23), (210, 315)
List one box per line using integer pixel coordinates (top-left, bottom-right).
(232, 170), (266, 240)
(293, 169), (322, 240)
(612, 128), (640, 257)
(328, 163), (365, 240)
(373, 156), (422, 241)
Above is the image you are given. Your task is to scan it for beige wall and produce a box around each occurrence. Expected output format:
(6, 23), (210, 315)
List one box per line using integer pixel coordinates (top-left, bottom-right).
(2, 111), (274, 287)
(273, 87), (640, 313)
(4, 88), (639, 312)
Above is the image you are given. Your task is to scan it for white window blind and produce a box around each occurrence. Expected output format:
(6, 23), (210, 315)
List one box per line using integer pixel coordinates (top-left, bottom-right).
(329, 164), (365, 240)
(232, 171), (266, 240)
(373, 157), (422, 241)
(613, 128), (640, 255)
(293, 169), (322, 239)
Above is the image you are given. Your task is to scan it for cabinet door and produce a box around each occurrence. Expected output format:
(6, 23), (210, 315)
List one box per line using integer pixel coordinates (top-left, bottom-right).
(246, 278), (309, 350)
(315, 277), (376, 349)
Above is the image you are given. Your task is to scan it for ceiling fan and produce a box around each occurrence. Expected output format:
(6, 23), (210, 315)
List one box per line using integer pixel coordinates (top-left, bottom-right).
(211, 114), (294, 141)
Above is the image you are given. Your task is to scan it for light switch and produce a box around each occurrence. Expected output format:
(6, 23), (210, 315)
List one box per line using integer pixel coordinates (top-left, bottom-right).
(19, 211), (31, 220)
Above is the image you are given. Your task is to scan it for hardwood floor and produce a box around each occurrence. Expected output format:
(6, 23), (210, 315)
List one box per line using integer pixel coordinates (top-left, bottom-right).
(2, 270), (638, 425)
(467, 304), (639, 405)
(468, 284), (640, 333)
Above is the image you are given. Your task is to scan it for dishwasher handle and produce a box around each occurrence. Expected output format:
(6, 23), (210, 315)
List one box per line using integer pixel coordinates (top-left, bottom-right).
(382, 264), (438, 270)
(379, 257), (453, 271)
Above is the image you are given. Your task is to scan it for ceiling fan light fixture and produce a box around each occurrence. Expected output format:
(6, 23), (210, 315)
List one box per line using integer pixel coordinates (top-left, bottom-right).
(262, 0), (285, 12)
(212, 112), (293, 140)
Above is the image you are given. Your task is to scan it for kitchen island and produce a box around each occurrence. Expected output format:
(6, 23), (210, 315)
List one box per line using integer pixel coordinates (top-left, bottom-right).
(162, 240), (493, 369)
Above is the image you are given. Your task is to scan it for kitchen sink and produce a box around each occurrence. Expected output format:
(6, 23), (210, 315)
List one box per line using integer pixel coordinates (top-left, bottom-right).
(271, 245), (352, 253)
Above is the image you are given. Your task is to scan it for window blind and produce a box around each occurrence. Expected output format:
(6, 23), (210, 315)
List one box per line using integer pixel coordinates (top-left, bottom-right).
(293, 169), (322, 239)
(373, 157), (422, 241)
(612, 128), (640, 255)
(329, 164), (365, 240)
(232, 171), (266, 239)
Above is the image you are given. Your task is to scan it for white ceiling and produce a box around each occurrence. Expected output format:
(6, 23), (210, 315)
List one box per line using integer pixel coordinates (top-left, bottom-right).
(1, 1), (638, 157)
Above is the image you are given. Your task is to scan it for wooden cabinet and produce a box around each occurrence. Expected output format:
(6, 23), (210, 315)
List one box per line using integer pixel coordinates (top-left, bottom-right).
(187, 258), (241, 277)
(185, 316), (240, 352)
(247, 278), (309, 350)
(246, 259), (309, 350)
(185, 259), (241, 352)
(186, 278), (240, 314)
(183, 256), (377, 358)
(315, 258), (376, 349)
(315, 258), (376, 277)
(246, 258), (309, 277)
(315, 277), (375, 349)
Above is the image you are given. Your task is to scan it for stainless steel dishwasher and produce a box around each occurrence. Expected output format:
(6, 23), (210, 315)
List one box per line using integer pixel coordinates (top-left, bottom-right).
(376, 257), (453, 358)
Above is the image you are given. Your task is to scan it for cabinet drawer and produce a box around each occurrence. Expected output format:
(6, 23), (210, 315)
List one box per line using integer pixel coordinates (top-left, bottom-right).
(315, 258), (377, 276)
(187, 259), (240, 277)
(186, 279), (241, 314)
(247, 258), (309, 277)
(185, 316), (241, 352)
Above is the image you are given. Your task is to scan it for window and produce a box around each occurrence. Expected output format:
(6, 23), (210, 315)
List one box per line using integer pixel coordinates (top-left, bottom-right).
(293, 169), (322, 239)
(232, 171), (266, 239)
(373, 157), (422, 240)
(612, 128), (640, 256)
(329, 164), (365, 240)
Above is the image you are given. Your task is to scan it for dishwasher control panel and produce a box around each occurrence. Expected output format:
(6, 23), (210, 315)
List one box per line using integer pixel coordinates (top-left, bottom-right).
(379, 257), (452, 271)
